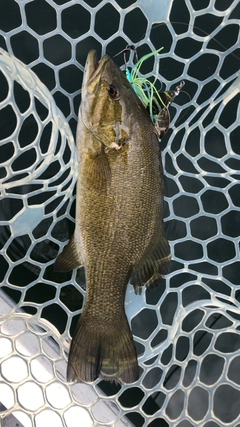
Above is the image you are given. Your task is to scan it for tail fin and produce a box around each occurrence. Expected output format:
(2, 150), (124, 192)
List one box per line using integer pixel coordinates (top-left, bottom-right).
(67, 314), (139, 384)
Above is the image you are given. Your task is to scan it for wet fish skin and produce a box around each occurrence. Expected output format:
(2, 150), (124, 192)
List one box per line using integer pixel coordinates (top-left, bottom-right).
(55, 50), (170, 384)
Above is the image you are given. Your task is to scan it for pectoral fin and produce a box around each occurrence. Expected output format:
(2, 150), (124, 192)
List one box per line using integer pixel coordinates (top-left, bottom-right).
(130, 228), (171, 292)
(54, 236), (82, 272)
(84, 144), (111, 192)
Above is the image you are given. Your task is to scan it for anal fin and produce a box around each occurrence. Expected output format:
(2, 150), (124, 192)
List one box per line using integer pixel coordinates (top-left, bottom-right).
(54, 235), (82, 272)
(130, 228), (171, 292)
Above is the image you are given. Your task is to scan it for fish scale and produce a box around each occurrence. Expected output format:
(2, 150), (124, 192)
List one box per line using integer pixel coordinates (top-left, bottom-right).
(55, 50), (170, 384)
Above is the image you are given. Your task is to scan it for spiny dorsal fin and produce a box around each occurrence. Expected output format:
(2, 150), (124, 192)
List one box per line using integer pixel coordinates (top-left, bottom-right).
(54, 236), (82, 272)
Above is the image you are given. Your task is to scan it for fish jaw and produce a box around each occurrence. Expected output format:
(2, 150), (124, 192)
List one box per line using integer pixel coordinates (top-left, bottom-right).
(82, 49), (98, 87)
(79, 49), (145, 150)
(82, 50), (110, 95)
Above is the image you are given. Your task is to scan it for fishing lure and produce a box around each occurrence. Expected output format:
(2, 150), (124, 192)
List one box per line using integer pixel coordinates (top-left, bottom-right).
(124, 46), (165, 118)
(119, 45), (185, 139)
(154, 80), (185, 139)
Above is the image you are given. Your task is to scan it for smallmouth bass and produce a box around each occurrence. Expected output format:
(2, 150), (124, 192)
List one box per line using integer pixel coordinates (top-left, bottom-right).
(55, 50), (170, 384)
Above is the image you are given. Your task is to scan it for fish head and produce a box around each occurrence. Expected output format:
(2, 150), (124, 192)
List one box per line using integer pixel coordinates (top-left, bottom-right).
(80, 50), (147, 150)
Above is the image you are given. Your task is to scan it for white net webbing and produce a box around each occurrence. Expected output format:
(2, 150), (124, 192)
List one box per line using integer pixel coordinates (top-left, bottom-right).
(0, 0), (240, 426)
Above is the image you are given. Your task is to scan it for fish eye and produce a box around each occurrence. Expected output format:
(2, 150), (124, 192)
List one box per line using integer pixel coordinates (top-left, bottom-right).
(108, 85), (119, 99)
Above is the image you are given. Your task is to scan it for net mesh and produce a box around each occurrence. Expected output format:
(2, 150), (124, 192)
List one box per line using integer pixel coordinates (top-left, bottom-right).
(0, 0), (240, 426)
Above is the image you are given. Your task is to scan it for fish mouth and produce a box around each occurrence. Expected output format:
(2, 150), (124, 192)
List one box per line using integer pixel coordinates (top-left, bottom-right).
(84, 50), (110, 86)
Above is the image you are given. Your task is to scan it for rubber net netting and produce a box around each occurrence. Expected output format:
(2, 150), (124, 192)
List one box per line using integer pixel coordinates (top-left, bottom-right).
(0, 0), (240, 426)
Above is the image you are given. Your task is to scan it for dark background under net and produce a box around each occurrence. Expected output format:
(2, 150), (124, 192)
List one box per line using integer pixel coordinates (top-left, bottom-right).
(0, 0), (240, 426)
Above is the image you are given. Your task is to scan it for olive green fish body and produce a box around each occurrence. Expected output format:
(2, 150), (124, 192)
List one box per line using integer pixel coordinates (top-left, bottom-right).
(55, 50), (170, 383)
